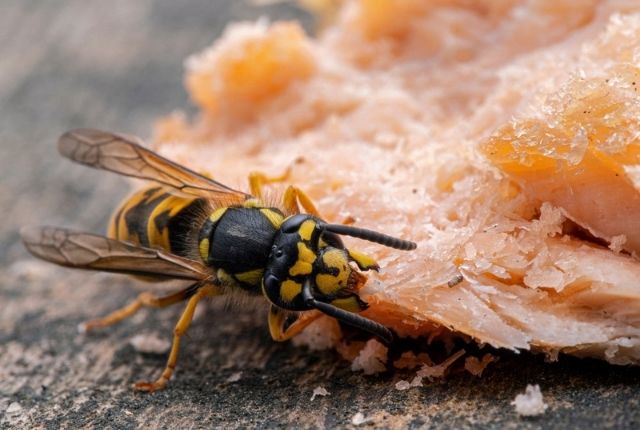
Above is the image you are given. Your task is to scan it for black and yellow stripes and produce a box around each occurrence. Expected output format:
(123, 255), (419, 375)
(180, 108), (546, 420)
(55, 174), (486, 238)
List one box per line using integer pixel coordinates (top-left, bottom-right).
(314, 248), (350, 295)
(108, 187), (204, 256)
(26, 128), (417, 390)
(109, 184), (384, 325)
(197, 207), (227, 262)
(110, 186), (289, 293)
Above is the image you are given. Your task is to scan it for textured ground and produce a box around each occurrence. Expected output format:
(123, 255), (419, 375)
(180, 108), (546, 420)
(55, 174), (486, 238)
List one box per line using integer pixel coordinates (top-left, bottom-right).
(1, 1), (639, 429)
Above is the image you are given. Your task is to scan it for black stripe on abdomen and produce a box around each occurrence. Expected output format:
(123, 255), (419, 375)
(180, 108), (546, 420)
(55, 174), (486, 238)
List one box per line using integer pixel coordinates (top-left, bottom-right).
(123, 188), (169, 247)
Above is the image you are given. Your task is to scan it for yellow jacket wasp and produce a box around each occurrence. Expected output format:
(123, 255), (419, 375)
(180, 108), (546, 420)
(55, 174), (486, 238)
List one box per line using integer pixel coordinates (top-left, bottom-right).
(22, 129), (416, 391)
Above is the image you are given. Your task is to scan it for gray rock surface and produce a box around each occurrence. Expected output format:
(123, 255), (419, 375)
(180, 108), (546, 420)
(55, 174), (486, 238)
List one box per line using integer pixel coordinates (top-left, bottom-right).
(1, 1), (639, 428)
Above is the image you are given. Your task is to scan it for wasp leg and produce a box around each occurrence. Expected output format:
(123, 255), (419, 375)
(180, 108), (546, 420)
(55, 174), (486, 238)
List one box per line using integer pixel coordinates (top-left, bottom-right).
(248, 168), (322, 217)
(134, 283), (219, 392)
(282, 185), (321, 216)
(80, 285), (199, 333)
(248, 168), (292, 200)
(268, 305), (324, 341)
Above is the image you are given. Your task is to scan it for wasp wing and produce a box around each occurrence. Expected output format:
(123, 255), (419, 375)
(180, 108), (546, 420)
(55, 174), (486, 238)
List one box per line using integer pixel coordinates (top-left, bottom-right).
(58, 128), (250, 202)
(21, 226), (212, 281)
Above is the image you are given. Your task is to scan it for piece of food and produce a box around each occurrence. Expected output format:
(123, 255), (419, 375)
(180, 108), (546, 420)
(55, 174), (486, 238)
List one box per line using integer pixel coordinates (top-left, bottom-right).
(511, 384), (548, 417)
(152, 0), (640, 365)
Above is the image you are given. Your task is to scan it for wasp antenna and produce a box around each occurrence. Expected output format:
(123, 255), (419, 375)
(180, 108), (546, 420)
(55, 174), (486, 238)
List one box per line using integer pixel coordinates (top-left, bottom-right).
(301, 280), (394, 345)
(321, 224), (417, 251)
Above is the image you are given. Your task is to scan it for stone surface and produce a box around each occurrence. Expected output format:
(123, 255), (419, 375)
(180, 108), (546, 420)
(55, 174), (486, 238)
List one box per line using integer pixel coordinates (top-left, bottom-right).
(1, 1), (639, 429)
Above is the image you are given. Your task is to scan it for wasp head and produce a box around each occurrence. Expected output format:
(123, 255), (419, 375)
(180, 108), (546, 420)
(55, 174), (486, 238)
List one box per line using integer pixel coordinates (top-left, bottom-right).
(262, 214), (415, 314)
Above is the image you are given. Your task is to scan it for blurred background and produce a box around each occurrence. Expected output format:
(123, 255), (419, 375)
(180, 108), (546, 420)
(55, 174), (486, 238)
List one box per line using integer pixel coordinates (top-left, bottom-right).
(0, 0), (312, 264)
(1, 1), (639, 428)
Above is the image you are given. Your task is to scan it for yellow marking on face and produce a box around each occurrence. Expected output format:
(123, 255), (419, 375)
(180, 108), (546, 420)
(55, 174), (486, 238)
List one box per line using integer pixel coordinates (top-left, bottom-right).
(209, 207), (227, 223)
(289, 261), (313, 277)
(322, 248), (348, 269)
(348, 249), (379, 270)
(199, 238), (210, 261)
(234, 268), (265, 285)
(299, 242), (315, 262)
(315, 249), (350, 295)
(289, 242), (315, 276)
(331, 296), (366, 313)
(298, 220), (316, 241)
(260, 209), (284, 229)
(280, 279), (302, 303)
(315, 274), (341, 295)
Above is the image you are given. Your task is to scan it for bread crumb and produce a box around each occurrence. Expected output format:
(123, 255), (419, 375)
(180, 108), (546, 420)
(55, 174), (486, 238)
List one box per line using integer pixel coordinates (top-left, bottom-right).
(351, 339), (388, 375)
(511, 384), (548, 417)
(310, 386), (330, 401)
(129, 333), (170, 354)
(4, 402), (26, 427)
(394, 379), (413, 391)
(609, 235), (627, 253)
(393, 351), (433, 369)
(395, 349), (465, 390)
(226, 371), (242, 383)
(351, 412), (372, 426)
(6, 402), (22, 415)
(464, 353), (496, 377)
(415, 349), (465, 379)
(397, 376), (423, 391)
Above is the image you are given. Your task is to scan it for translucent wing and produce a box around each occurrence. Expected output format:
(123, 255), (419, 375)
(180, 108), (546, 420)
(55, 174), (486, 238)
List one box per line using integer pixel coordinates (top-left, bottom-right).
(58, 128), (250, 202)
(21, 226), (212, 281)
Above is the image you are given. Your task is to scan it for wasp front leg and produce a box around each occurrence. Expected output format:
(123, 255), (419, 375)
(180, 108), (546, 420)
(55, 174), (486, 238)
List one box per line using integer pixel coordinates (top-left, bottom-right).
(282, 185), (321, 217)
(134, 282), (219, 392)
(248, 169), (323, 217)
(268, 305), (324, 341)
(248, 168), (292, 200)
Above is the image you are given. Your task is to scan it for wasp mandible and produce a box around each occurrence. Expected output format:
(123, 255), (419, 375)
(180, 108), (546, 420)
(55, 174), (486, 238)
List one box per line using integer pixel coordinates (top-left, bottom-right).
(22, 129), (416, 391)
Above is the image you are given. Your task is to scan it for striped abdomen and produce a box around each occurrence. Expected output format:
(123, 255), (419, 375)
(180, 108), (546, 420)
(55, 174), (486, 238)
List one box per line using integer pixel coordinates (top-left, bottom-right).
(108, 187), (206, 259)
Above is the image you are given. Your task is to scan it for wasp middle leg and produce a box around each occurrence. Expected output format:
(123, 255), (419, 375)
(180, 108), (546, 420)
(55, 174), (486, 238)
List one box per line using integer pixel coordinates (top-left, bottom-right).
(80, 284), (201, 332)
(134, 282), (219, 392)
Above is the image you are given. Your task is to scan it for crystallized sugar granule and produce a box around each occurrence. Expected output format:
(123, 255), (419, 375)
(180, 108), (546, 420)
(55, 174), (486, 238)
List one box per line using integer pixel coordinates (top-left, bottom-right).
(129, 333), (170, 355)
(350, 339), (388, 375)
(310, 386), (330, 401)
(511, 384), (549, 417)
